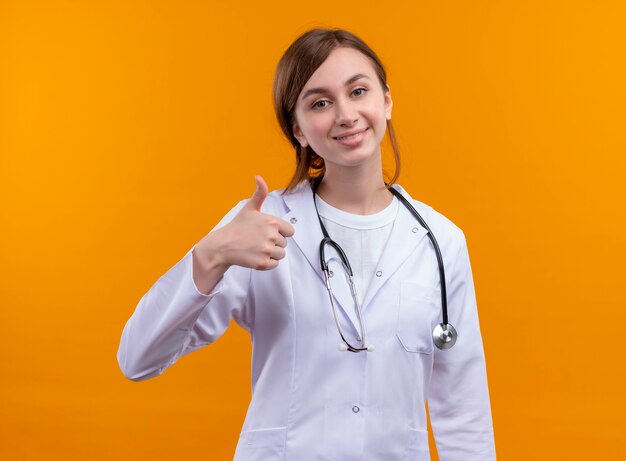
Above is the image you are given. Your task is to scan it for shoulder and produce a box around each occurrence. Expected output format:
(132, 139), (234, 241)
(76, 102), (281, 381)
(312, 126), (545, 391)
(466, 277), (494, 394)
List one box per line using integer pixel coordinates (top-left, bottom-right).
(392, 184), (467, 251)
(261, 187), (292, 216)
(259, 181), (310, 217)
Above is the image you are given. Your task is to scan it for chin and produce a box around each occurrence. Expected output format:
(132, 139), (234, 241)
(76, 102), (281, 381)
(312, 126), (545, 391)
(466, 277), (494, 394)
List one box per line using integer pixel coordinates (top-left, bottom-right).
(326, 150), (380, 169)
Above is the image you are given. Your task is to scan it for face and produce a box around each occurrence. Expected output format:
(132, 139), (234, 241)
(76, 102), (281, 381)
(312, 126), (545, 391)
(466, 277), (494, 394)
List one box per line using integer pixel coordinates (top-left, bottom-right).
(292, 47), (392, 173)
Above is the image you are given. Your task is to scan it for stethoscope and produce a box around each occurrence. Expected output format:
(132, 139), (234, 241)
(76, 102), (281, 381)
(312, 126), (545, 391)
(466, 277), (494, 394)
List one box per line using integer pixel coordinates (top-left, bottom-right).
(312, 179), (458, 353)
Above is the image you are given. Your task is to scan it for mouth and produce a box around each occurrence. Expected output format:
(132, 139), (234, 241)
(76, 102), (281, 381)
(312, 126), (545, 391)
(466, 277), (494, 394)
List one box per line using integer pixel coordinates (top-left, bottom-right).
(333, 128), (369, 141)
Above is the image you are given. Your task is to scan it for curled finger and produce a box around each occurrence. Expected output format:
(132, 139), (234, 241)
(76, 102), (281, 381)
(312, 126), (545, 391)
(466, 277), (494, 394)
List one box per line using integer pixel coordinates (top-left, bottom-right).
(269, 245), (286, 261)
(273, 234), (288, 248)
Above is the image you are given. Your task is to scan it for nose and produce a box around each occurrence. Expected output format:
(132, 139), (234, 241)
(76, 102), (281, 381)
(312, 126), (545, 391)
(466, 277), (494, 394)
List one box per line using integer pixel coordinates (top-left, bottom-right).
(335, 99), (358, 126)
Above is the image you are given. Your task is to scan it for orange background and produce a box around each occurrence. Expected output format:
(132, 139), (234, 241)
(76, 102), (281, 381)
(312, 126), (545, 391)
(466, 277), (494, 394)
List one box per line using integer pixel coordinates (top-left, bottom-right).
(1, 1), (625, 459)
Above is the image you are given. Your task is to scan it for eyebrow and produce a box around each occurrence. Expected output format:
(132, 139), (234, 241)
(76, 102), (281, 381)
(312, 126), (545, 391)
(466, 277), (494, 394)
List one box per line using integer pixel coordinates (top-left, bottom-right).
(300, 73), (371, 100)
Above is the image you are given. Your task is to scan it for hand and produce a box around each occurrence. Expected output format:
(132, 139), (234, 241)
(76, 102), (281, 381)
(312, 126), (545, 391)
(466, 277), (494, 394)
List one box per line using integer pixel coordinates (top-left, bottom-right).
(199, 176), (295, 271)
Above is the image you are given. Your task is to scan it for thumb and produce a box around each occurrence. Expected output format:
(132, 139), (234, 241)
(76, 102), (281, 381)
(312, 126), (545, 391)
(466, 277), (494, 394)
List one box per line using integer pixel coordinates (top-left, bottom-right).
(244, 175), (268, 211)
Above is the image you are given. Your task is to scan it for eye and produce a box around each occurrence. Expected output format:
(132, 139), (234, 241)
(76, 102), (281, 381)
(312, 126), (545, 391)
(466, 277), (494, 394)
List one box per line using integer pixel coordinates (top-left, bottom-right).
(312, 100), (330, 110)
(352, 87), (368, 97)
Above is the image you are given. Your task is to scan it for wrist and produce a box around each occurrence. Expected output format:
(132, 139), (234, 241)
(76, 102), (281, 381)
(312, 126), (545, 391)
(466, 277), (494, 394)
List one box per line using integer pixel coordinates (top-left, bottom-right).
(195, 232), (231, 273)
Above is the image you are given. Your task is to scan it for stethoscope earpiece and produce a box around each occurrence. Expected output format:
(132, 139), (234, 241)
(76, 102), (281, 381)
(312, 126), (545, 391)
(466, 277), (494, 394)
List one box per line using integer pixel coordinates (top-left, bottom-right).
(338, 343), (375, 352)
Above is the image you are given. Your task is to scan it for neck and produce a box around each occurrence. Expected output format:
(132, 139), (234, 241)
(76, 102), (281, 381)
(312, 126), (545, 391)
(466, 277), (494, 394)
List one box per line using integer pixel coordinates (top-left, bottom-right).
(316, 158), (392, 215)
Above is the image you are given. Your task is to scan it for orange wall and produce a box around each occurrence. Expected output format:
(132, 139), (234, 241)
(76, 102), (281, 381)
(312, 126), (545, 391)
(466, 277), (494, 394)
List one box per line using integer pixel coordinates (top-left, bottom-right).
(1, 1), (625, 459)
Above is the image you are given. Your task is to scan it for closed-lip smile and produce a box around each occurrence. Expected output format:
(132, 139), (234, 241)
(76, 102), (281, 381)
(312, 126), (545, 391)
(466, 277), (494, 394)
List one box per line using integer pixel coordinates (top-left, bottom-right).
(333, 128), (368, 140)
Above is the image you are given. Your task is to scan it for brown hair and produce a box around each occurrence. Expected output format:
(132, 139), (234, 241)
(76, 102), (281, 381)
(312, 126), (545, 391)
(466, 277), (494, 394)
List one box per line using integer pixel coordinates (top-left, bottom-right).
(273, 28), (401, 193)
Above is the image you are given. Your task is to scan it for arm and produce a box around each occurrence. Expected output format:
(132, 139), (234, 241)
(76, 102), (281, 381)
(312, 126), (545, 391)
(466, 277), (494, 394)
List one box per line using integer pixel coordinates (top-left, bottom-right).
(428, 231), (497, 460)
(116, 201), (248, 382)
(116, 177), (295, 382)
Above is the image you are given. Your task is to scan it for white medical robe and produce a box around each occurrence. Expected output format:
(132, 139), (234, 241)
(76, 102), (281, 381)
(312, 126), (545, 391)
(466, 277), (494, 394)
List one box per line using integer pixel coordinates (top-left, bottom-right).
(117, 181), (497, 460)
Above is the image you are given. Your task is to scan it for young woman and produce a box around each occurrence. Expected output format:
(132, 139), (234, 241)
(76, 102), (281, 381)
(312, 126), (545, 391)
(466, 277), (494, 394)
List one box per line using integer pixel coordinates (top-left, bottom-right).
(118, 28), (496, 460)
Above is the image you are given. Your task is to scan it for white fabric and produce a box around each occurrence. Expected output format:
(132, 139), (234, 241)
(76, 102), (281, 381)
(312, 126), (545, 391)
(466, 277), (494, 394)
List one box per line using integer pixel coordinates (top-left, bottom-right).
(117, 182), (497, 461)
(315, 194), (398, 306)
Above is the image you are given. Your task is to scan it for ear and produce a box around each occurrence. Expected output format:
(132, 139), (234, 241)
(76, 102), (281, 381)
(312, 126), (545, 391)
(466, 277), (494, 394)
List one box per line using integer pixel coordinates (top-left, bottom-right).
(384, 84), (393, 120)
(292, 122), (308, 147)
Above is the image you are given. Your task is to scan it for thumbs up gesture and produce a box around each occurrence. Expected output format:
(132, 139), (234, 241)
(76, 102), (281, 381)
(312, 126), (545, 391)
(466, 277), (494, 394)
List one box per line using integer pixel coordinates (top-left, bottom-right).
(197, 176), (295, 272)
(245, 175), (271, 213)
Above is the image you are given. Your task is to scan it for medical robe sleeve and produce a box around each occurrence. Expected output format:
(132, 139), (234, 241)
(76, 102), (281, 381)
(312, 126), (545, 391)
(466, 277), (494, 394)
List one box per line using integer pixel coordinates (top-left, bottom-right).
(427, 231), (497, 460)
(117, 200), (252, 382)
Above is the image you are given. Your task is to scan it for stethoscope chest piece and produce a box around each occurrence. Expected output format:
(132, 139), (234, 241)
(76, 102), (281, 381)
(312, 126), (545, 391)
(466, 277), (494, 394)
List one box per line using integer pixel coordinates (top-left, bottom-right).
(433, 323), (457, 350)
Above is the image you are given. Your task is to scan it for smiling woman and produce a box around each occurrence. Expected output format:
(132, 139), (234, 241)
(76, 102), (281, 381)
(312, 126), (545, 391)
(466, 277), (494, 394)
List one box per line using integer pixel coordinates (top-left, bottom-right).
(273, 29), (401, 196)
(291, 48), (392, 196)
(117, 28), (497, 460)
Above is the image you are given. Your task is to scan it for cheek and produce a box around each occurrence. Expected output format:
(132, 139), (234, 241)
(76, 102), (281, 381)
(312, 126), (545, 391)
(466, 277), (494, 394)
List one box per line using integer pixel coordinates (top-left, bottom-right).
(365, 107), (388, 131)
(306, 117), (332, 140)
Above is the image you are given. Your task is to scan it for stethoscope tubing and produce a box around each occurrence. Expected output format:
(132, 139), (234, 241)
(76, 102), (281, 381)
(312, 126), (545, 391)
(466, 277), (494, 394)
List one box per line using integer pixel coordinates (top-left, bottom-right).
(387, 188), (449, 326)
(312, 179), (456, 351)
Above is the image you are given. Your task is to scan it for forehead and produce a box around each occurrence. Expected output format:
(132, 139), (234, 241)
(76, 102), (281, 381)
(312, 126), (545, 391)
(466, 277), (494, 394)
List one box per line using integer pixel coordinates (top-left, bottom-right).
(300, 47), (377, 93)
